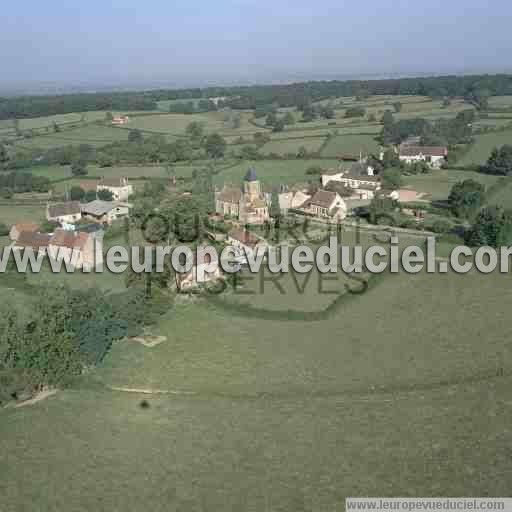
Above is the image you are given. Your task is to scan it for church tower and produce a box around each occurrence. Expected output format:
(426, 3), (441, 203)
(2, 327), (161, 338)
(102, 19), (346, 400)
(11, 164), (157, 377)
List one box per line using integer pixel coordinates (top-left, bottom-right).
(243, 167), (261, 200)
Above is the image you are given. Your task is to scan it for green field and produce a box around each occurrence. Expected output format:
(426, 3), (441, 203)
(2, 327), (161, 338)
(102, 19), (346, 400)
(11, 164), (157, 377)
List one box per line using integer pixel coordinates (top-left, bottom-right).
(488, 96), (512, 109)
(321, 134), (380, 158)
(15, 124), (131, 149)
(260, 137), (326, 156)
(402, 169), (503, 200)
(457, 130), (512, 166)
(2, 264), (512, 509)
(0, 203), (46, 226)
(215, 159), (339, 187)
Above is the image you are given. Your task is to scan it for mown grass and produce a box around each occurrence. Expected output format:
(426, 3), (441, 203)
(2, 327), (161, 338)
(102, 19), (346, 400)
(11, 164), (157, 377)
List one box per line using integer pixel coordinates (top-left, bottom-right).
(402, 169), (502, 200)
(2, 251), (512, 508)
(321, 134), (380, 158)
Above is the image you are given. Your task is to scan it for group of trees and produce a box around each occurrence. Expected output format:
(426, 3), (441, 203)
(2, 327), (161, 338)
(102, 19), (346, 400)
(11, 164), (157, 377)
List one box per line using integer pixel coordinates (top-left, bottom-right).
(381, 110), (474, 146)
(448, 179), (486, 218)
(466, 206), (512, 247)
(0, 285), (153, 405)
(168, 98), (217, 114)
(0, 171), (50, 198)
(480, 145), (512, 176)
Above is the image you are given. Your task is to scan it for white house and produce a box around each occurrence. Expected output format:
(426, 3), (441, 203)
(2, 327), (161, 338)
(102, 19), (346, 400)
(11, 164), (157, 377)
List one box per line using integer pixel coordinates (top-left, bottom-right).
(398, 145), (447, 168)
(97, 177), (134, 201)
(300, 190), (347, 220)
(81, 200), (130, 224)
(321, 162), (381, 200)
(47, 202), (82, 224)
(111, 115), (130, 125)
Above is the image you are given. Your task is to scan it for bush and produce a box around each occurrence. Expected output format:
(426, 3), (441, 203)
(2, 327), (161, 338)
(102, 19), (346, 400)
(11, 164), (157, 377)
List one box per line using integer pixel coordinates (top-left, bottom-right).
(430, 219), (453, 234)
(0, 222), (9, 236)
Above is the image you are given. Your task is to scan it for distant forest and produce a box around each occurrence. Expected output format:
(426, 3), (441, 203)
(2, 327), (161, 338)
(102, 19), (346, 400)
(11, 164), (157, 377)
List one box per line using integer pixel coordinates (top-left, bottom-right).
(1, 73), (512, 120)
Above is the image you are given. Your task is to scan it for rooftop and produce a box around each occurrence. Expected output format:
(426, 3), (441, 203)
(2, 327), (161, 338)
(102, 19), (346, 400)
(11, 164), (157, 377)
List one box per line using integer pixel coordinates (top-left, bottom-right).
(47, 201), (81, 218)
(81, 200), (124, 217)
(245, 167), (258, 182)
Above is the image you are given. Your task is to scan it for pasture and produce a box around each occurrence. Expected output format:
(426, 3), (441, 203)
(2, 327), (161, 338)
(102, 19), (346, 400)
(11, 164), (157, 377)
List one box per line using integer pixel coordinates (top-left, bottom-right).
(321, 133), (380, 158)
(402, 169), (502, 200)
(2, 264), (512, 509)
(260, 136), (326, 156)
(14, 124), (131, 149)
(457, 130), (512, 167)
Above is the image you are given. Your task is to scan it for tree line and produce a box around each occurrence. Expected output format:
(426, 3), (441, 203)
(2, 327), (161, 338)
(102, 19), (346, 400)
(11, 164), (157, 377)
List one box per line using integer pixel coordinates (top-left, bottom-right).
(2, 73), (512, 120)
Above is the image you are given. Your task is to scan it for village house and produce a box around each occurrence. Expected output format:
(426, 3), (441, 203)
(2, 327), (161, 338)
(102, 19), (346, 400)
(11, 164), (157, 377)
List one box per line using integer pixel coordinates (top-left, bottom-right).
(300, 190), (347, 220)
(398, 145), (448, 168)
(47, 229), (100, 270)
(97, 177), (134, 201)
(227, 227), (268, 264)
(321, 161), (381, 200)
(47, 201), (82, 224)
(81, 200), (130, 224)
(215, 168), (271, 225)
(11, 231), (51, 255)
(9, 223), (39, 241)
(278, 186), (311, 214)
(175, 246), (223, 291)
(11, 227), (102, 270)
(111, 115), (130, 125)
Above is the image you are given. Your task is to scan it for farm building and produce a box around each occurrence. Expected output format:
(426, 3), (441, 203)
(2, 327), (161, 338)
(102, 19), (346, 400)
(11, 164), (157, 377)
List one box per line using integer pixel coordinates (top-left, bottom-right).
(81, 200), (130, 224)
(9, 223), (40, 241)
(398, 145), (448, 168)
(321, 162), (381, 200)
(111, 115), (130, 125)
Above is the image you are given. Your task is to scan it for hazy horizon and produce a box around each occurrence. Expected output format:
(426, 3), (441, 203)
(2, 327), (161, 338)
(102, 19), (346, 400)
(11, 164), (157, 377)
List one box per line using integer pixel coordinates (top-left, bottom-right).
(2, 0), (512, 95)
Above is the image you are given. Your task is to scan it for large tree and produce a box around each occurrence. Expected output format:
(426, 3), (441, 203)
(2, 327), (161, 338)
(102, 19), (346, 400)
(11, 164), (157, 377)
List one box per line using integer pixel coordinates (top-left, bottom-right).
(204, 133), (226, 159)
(448, 179), (486, 218)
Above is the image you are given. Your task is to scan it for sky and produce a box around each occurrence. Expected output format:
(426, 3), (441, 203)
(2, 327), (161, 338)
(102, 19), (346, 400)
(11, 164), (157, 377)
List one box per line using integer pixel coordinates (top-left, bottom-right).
(2, 0), (512, 93)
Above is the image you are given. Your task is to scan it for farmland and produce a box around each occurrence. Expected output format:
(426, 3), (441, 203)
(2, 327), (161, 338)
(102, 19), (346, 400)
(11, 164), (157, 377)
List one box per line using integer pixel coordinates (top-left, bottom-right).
(321, 133), (380, 158)
(402, 168), (503, 200)
(2, 265), (512, 509)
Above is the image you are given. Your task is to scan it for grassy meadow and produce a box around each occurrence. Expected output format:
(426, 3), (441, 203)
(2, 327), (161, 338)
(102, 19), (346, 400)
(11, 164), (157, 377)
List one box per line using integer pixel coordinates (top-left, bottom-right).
(215, 159), (339, 187)
(2, 264), (512, 509)
(402, 168), (503, 200)
(458, 130), (512, 167)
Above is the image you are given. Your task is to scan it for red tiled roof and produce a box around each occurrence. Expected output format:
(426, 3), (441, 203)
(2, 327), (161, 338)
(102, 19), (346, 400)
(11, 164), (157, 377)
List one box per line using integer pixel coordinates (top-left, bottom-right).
(228, 228), (262, 247)
(49, 230), (89, 250)
(12, 223), (39, 233)
(15, 232), (51, 250)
